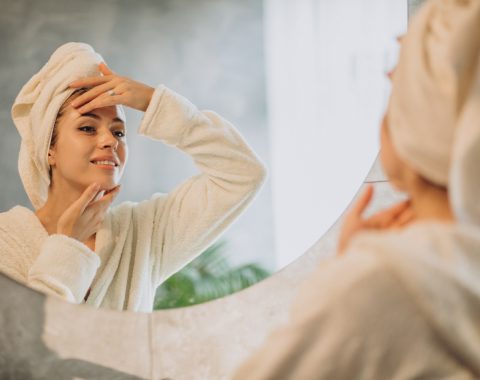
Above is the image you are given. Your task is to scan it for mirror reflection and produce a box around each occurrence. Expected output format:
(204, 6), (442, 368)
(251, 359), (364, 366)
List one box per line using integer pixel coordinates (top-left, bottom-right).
(0, 0), (406, 311)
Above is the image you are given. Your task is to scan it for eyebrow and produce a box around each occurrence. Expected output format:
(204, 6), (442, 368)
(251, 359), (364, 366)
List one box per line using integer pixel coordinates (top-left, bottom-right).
(81, 112), (125, 124)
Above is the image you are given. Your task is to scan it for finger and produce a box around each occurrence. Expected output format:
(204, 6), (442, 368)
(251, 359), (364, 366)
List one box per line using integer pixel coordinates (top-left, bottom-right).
(393, 208), (415, 227)
(382, 200), (411, 224)
(69, 75), (111, 88)
(74, 183), (101, 213)
(93, 190), (105, 203)
(363, 200), (410, 229)
(99, 62), (115, 76)
(101, 185), (121, 203)
(104, 185), (121, 196)
(71, 80), (118, 108)
(364, 212), (396, 229)
(76, 93), (122, 114)
(368, 200), (410, 222)
(351, 185), (374, 217)
(89, 186), (121, 210)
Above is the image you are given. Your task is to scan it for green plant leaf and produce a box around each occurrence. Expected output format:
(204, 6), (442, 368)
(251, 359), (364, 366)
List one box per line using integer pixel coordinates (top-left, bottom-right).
(154, 240), (271, 310)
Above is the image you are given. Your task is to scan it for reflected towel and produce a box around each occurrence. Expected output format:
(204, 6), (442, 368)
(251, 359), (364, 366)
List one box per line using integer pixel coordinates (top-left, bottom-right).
(11, 42), (105, 209)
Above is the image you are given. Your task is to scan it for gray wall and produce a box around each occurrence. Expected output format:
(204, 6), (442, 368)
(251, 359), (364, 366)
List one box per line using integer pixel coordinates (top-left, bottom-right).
(0, 0), (275, 269)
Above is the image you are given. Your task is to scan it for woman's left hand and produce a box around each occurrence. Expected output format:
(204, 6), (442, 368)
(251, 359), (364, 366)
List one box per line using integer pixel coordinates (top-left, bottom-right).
(68, 62), (155, 113)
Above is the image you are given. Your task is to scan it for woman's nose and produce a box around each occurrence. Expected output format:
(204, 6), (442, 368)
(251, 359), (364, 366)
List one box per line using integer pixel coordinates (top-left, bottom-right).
(98, 130), (119, 150)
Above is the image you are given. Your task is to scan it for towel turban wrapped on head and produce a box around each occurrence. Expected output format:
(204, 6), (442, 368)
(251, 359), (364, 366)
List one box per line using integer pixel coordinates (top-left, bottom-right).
(387, 0), (480, 225)
(11, 42), (119, 210)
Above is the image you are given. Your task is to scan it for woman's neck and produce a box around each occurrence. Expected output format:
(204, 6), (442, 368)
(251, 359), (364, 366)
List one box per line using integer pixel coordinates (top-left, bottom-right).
(34, 182), (85, 235)
(409, 183), (454, 223)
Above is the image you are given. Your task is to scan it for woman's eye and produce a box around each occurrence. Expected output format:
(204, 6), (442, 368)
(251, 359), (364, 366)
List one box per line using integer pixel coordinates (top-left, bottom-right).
(79, 126), (96, 133)
(114, 130), (126, 138)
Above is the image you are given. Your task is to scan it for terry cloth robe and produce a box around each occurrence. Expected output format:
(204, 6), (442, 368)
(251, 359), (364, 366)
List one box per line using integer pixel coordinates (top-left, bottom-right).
(0, 85), (266, 312)
(233, 222), (480, 379)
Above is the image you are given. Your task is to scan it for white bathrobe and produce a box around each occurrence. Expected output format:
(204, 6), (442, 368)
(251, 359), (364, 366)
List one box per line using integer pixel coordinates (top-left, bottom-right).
(233, 222), (480, 379)
(0, 85), (266, 312)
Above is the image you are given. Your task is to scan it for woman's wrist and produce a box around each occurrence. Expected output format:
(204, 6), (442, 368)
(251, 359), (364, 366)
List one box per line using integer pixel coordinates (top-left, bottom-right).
(139, 85), (155, 112)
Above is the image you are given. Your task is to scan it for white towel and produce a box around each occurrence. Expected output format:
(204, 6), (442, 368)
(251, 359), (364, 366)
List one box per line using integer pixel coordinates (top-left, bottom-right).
(11, 42), (105, 209)
(387, 0), (480, 224)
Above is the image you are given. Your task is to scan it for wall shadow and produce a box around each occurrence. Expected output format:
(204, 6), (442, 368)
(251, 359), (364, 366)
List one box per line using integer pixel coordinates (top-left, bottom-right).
(0, 274), (148, 380)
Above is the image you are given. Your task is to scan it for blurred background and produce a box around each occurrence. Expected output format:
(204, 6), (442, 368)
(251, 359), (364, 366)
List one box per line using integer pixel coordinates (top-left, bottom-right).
(0, 0), (406, 301)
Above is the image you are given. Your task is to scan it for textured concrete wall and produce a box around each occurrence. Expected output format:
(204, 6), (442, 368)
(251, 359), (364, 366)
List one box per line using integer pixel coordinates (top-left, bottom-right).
(0, 0), (274, 269)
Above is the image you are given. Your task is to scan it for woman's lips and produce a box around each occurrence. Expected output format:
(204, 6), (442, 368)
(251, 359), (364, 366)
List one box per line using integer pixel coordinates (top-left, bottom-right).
(90, 162), (117, 170)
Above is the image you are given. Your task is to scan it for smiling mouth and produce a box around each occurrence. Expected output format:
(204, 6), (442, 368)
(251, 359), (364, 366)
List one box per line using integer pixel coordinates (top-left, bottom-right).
(91, 160), (118, 167)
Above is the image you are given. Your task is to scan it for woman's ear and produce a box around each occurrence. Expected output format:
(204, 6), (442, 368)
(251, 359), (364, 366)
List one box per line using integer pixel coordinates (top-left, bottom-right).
(47, 149), (56, 166)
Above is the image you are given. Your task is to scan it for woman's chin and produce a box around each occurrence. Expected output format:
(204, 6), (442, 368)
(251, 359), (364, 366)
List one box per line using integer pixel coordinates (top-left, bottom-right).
(81, 172), (122, 191)
(94, 179), (119, 191)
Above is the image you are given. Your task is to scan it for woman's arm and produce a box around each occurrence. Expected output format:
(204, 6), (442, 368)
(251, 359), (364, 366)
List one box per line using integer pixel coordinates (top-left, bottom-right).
(131, 85), (267, 285)
(27, 234), (100, 303)
(70, 65), (266, 287)
(0, 212), (100, 304)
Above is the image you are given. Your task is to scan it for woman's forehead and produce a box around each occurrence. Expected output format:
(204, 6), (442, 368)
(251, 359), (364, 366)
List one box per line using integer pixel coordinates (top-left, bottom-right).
(81, 106), (125, 122)
(64, 104), (125, 124)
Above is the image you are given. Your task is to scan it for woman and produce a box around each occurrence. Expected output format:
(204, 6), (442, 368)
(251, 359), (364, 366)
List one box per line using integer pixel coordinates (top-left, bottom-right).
(233, 0), (480, 378)
(0, 42), (266, 312)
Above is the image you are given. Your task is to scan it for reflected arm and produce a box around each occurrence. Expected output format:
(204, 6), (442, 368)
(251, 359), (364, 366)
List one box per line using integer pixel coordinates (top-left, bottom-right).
(0, 213), (99, 304)
(110, 85), (267, 289)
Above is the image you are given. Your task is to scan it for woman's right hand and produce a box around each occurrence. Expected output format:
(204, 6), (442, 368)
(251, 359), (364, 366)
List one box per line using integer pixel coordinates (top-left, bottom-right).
(56, 183), (120, 242)
(337, 185), (415, 256)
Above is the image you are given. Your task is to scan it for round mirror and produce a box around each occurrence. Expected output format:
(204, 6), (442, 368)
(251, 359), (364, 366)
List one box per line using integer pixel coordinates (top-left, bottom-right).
(0, 0), (407, 311)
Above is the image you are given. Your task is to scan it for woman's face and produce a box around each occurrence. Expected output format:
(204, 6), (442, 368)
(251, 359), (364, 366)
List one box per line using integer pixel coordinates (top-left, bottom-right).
(380, 59), (409, 192)
(48, 103), (128, 192)
(379, 113), (408, 192)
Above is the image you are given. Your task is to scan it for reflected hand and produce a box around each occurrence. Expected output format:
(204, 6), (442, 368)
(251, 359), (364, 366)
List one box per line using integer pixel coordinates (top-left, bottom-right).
(68, 63), (155, 113)
(57, 183), (121, 244)
(337, 185), (414, 256)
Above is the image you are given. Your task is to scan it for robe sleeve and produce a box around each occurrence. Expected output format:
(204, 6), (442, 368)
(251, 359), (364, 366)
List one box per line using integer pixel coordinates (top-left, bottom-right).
(27, 235), (100, 303)
(123, 85), (266, 286)
(232, 251), (467, 379)
(0, 219), (100, 304)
